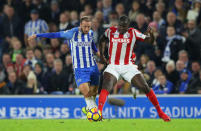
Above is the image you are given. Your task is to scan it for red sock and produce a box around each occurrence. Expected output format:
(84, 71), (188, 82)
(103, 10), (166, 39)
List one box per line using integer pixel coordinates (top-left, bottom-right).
(98, 89), (109, 112)
(146, 89), (163, 114)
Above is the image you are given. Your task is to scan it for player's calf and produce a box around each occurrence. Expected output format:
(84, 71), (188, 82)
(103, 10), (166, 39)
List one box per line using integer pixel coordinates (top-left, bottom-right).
(79, 83), (97, 112)
(131, 74), (171, 122)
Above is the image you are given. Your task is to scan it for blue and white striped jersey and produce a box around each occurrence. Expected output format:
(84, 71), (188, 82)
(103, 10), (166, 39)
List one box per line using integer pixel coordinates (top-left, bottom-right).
(61, 28), (97, 69)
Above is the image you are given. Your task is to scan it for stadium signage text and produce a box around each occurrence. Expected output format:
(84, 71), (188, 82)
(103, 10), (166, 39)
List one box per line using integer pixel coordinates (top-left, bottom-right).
(0, 96), (200, 119)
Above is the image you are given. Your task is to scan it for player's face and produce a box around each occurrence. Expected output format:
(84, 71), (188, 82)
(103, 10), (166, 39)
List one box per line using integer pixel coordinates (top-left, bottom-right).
(118, 22), (129, 34)
(80, 21), (91, 34)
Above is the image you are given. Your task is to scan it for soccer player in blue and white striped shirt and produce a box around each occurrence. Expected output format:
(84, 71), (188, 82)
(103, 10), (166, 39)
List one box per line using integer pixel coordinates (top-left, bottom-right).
(28, 16), (99, 113)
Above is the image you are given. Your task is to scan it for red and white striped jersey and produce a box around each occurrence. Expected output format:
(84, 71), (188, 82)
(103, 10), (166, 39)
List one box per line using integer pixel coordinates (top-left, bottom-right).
(105, 26), (146, 65)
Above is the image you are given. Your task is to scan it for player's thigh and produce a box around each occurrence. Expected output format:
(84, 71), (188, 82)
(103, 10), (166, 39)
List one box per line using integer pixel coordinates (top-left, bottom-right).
(74, 68), (91, 88)
(104, 64), (120, 81)
(102, 72), (118, 91)
(121, 64), (141, 83)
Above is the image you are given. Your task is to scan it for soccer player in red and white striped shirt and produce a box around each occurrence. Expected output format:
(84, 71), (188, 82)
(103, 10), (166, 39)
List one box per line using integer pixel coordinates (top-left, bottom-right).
(98, 16), (171, 122)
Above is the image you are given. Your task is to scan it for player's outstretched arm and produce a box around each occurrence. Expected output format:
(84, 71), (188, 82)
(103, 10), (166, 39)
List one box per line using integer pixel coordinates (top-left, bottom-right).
(143, 26), (154, 44)
(99, 34), (108, 64)
(28, 27), (79, 41)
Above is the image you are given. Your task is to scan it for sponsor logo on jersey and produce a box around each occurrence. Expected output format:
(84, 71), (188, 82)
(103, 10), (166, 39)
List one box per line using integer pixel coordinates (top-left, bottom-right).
(112, 38), (130, 43)
(75, 41), (91, 46)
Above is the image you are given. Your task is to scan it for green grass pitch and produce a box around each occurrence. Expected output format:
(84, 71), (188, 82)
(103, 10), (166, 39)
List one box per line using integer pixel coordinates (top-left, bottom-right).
(0, 119), (200, 131)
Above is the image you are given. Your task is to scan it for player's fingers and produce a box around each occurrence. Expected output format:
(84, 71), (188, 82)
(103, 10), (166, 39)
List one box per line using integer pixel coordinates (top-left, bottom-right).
(147, 26), (152, 33)
(146, 26), (150, 32)
(149, 26), (154, 33)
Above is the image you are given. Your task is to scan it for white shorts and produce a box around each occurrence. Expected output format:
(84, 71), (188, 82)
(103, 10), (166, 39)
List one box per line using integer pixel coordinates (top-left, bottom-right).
(104, 64), (141, 83)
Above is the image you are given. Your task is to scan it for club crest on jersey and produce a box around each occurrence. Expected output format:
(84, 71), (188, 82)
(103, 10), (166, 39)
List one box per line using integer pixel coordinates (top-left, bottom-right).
(124, 33), (130, 38)
(113, 33), (119, 38)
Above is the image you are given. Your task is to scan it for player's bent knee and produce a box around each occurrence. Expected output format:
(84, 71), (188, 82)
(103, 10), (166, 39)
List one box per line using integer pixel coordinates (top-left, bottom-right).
(142, 84), (151, 94)
(135, 82), (150, 94)
(79, 83), (90, 97)
(131, 74), (151, 94)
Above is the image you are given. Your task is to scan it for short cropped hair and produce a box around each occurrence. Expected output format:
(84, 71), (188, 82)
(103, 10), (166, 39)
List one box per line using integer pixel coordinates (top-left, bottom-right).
(80, 16), (91, 23)
(119, 15), (130, 25)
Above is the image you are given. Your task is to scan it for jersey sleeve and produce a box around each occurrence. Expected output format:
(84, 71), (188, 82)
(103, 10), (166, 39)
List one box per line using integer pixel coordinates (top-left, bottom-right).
(60, 27), (79, 39)
(133, 29), (146, 42)
(104, 28), (110, 38)
(90, 30), (98, 53)
(36, 27), (79, 39)
(36, 32), (61, 38)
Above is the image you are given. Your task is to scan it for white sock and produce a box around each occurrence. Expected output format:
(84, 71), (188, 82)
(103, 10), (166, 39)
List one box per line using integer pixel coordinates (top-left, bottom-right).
(91, 96), (97, 108)
(85, 97), (97, 110)
(85, 97), (94, 110)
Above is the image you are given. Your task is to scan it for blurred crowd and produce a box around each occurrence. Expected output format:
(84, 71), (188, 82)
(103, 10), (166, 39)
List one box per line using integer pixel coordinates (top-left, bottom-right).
(0, 0), (201, 95)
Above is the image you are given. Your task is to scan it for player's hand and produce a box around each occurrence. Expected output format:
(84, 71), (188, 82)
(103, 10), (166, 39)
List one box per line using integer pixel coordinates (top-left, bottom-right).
(146, 26), (153, 33)
(144, 26), (155, 44)
(28, 34), (37, 41)
(145, 26), (153, 37)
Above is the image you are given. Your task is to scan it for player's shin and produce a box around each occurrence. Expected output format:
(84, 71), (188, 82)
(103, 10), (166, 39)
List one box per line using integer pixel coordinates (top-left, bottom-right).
(98, 89), (109, 112)
(146, 89), (163, 113)
(79, 83), (94, 110)
(89, 86), (99, 108)
(145, 89), (171, 121)
(85, 97), (96, 109)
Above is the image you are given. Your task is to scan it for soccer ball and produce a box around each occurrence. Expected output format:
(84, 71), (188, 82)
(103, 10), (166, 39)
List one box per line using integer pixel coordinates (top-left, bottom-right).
(87, 107), (101, 122)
